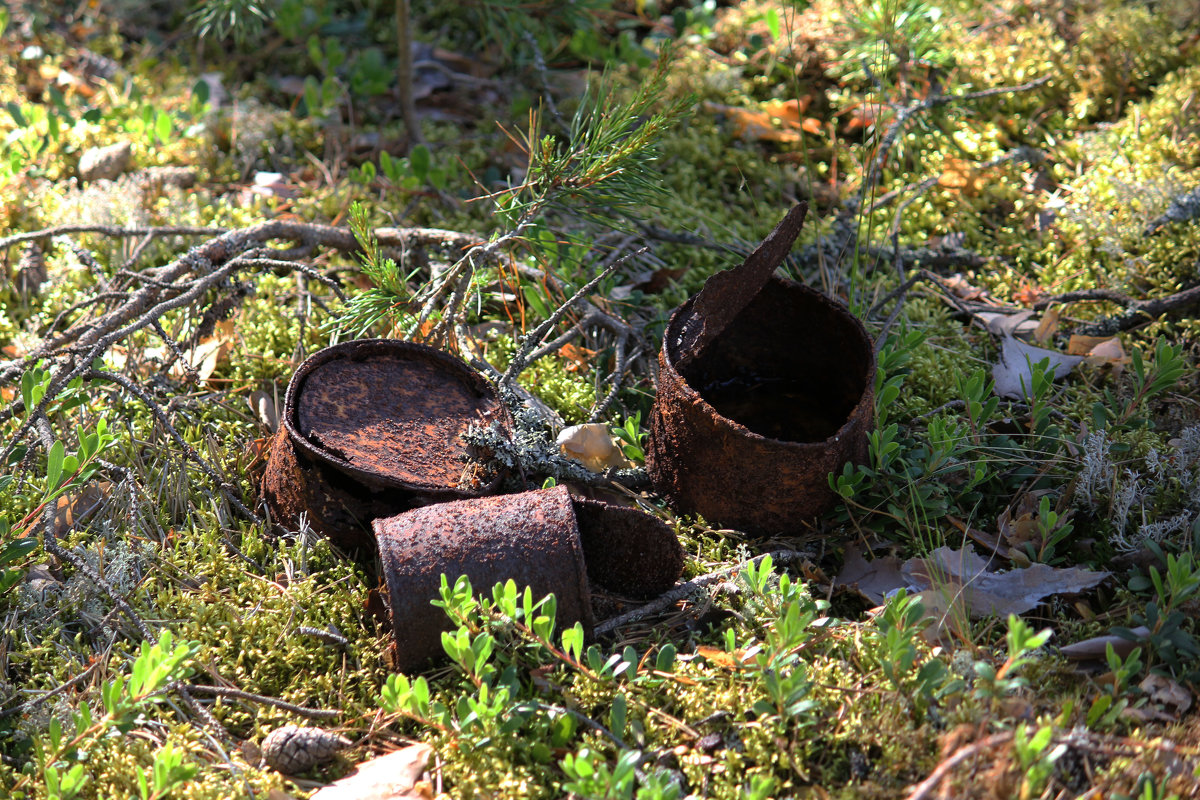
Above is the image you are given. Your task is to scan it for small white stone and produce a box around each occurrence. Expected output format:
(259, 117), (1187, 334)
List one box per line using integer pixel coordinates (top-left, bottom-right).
(78, 141), (133, 182)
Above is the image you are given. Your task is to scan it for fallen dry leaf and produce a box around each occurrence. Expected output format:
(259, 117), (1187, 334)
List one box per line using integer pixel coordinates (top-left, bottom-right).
(997, 492), (1045, 559)
(835, 545), (1108, 619)
(556, 423), (629, 472)
(974, 309), (1037, 338)
(1139, 673), (1193, 717)
(939, 157), (985, 195)
(1059, 626), (1150, 661)
(991, 334), (1084, 401)
(184, 319), (237, 385)
(558, 342), (596, 373)
(905, 546), (1108, 618)
(1067, 334), (1128, 368)
(53, 482), (111, 538)
(311, 743), (434, 800)
(143, 319), (238, 386)
(1012, 280), (1045, 307)
(704, 99), (822, 144)
(834, 544), (904, 605)
(1067, 334), (1112, 356)
(693, 645), (744, 670)
(1032, 305), (1061, 345)
(942, 273), (994, 303)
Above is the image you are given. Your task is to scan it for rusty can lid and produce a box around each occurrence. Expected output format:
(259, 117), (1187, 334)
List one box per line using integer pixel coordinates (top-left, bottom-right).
(283, 339), (507, 494)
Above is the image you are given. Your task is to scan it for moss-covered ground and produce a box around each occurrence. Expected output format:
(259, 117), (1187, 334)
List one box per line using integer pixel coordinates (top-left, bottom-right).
(2, 0), (1200, 797)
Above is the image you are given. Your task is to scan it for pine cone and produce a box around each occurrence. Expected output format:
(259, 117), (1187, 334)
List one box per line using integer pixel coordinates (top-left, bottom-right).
(260, 725), (351, 774)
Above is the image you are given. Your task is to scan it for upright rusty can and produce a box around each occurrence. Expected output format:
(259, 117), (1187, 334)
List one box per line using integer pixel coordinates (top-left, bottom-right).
(647, 276), (875, 535)
(261, 339), (508, 550)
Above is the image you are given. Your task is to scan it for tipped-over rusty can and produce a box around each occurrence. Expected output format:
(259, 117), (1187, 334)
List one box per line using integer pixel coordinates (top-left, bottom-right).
(261, 339), (509, 550)
(374, 485), (683, 672)
(647, 275), (876, 535)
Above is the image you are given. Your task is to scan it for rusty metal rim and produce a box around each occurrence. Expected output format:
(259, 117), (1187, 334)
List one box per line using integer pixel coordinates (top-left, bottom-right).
(662, 278), (876, 448)
(281, 338), (505, 494)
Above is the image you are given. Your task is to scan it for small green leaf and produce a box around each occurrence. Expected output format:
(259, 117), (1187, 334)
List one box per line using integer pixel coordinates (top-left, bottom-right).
(191, 78), (210, 107)
(410, 144), (431, 182)
(611, 692), (627, 739)
(45, 440), (65, 490)
(6, 101), (27, 128)
(154, 110), (172, 144)
(765, 8), (781, 39)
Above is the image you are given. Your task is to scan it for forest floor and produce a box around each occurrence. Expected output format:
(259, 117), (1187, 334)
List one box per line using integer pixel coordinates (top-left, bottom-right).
(2, 0), (1200, 798)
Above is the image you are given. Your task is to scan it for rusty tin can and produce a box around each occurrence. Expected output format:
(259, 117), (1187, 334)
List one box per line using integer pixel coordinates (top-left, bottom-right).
(261, 339), (508, 550)
(647, 276), (875, 535)
(374, 485), (683, 672)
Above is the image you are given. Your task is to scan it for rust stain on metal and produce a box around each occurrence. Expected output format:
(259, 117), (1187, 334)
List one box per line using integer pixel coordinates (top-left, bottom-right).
(675, 202), (808, 368)
(261, 339), (509, 550)
(374, 486), (594, 672)
(292, 340), (506, 490)
(648, 274), (876, 536)
(572, 496), (683, 599)
(373, 486), (686, 672)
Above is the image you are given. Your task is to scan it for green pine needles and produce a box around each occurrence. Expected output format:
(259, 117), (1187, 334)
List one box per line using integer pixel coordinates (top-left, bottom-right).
(503, 46), (693, 227)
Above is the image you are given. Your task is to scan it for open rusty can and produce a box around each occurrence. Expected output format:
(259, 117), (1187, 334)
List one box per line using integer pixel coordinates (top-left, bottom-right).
(647, 275), (876, 535)
(261, 339), (508, 550)
(374, 485), (683, 672)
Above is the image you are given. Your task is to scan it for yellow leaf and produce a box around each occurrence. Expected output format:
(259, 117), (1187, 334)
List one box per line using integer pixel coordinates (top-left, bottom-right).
(1032, 306), (1061, 345)
(176, 318), (237, 386)
(939, 157), (984, 195)
(694, 645), (743, 669)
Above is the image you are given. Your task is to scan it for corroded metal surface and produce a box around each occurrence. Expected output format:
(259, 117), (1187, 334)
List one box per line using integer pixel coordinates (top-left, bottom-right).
(675, 202), (808, 368)
(289, 339), (506, 492)
(260, 430), (406, 550)
(261, 339), (508, 550)
(373, 486), (595, 672)
(572, 496), (683, 599)
(647, 276), (876, 535)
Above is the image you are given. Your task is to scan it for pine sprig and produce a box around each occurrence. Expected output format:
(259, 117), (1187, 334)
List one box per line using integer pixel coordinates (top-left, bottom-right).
(505, 45), (693, 227)
(329, 203), (417, 338)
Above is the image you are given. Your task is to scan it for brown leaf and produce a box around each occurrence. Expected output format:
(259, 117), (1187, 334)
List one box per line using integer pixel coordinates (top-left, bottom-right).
(1012, 280), (1045, 307)
(1067, 334), (1111, 356)
(904, 546), (1108, 618)
(1032, 306), (1061, 345)
(311, 744), (434, 800)
(1072, 335), (1127, 368)
(693, 645), (743, 670)
(943, 273), (987, 302)
(939, 157), (985, 195)
(53, 482), (111, 538)
(974, 310), (1036, 338)
(834, 543), (904, 605)
(558, 342), (596, 373)
(948, 515), (1009, 559)
(997, 492), (1041, 554)
(704, 99), (820, 144)
(1059, 627), (1150, 661)
(1139, 674), (1192, 717)
(176, 318), (237, 386)
(991, 335), (1084, 401)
